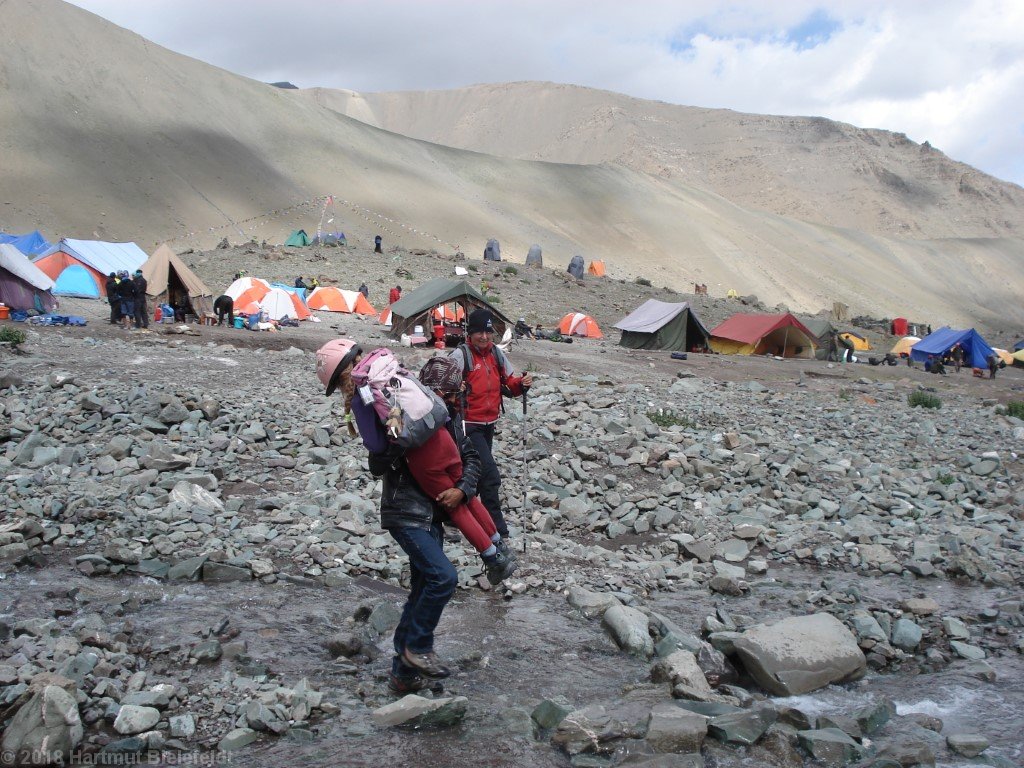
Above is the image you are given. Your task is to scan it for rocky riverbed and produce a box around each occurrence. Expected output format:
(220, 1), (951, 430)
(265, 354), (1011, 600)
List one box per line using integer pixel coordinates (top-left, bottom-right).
(2, 277), (1023, 767)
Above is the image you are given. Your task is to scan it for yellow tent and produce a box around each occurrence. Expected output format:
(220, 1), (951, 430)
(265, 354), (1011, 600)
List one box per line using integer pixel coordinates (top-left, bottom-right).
(1012, 349), (1024, 365)
(839, 331), (872, 351)
(890, 336), (920, 356)
(992, 348), (1014, 365)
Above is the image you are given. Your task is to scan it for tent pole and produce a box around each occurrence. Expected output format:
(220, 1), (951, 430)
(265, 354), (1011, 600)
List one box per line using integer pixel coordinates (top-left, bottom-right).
(783, 327), (789, 358)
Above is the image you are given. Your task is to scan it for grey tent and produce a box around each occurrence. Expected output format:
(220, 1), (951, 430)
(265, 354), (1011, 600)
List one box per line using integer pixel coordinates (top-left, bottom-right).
(614, 299), (711, 352)
(567, 254), (585, 279)
(389, 278), (511, 339)
(483, 238), (501, 261)
(525, 244), (543, 268)
(0, 243), (57, 312)
(798, 315), (838, 361)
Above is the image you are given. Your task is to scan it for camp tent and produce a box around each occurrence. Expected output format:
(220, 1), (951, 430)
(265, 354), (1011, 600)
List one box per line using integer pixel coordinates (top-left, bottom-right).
(992, 348), (1014, 365)
(388, 278), (510, 339)
(311, 232), (346, 246)
(0, 230), (51, 257)
(224, 276), (271, 307)
(587, 260), (606, 277)
(483, 238), (501, 261)
(710, 313), (817, 358)
(797, 316), (838, 360)
(890, 336), (921, 357)
(839, 331), (872, 351)
(0, 243), (57, 312)
(1013, 339), (1024, 352)
(34, 239), (147, 298)
(380, 302), (462, 327)
(284, 229), (311, 247)
(567, 255), (585, 279)
(307, 287), (375, 315)
(614, 299), (711, 352)
(1013, 349), (1024, 366)
(525, 244), (543, 268)
(255, 287), (310, 321)
(558, 312), (603, 338)
(910, 327), (994, 368)
(141, 245), (214, 318)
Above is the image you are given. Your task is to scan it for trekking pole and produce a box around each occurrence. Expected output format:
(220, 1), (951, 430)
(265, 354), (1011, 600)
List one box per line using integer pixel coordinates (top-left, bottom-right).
(520, 381), (529, 555)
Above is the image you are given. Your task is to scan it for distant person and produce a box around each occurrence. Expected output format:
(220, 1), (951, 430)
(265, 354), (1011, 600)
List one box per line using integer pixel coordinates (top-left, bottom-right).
(294, 276), (308, 290)
(132, 270), (149, 329)
(951, 343), (964, 373)
(308, 277), (320, 290)
(389, 285), (402, 305)
(987, 353), (999, 379)
(358, 282), (369, 299)
(105, 272), (119, 324)
(116, 271), (135, 329)
(374, 234), (383, 254)
(514, 318), (534, 339)
(214, 295), (235, 326)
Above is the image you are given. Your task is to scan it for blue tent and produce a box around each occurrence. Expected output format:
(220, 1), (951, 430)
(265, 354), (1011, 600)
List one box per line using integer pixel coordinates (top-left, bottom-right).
(53, 263), (102, 298)
(0, 230), (51, 257)
(1013, 339), (1024, 352)
(270, 282), (309, 302)
(910, 327), (994, 368)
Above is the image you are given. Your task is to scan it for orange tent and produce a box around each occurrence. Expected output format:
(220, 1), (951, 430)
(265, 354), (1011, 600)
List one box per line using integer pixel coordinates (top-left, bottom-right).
(306, 287), (376, 315)
(432, 304), (465, 322)
(558, 312), (603, 338)
(587, 260), (606, 277)
(379, 306), (393, 326)
(258, 287), (311, 321)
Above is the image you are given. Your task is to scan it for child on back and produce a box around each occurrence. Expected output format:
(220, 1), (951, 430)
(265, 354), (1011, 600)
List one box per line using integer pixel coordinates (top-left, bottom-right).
(408, 357), (517, 585)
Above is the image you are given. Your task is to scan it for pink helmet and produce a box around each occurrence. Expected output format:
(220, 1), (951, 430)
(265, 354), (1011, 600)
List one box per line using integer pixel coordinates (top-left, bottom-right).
(316, 338), (362, 395)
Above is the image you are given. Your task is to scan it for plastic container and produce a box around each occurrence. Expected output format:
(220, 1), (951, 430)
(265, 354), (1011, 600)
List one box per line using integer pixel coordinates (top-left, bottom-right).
(154, 306), (162, 322)
(233, 317), (244, 329)
(0, 305), (9, 320)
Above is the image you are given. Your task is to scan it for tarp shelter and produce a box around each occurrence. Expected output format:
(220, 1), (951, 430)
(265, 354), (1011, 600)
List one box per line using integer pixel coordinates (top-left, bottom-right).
(558, 312), (603, 338)
(388, 278), (510, 339)
(798, 316), (837, 361)
(284, 229), (311, 247)
(254, 287), (310, 321)
(614, 299), (711, 352)
(567, 255), (585, 279)
(0, 230), (51, 257)
(910, 327), (994, 368)
(34, 239), (147, 298)
(306, 287), (375, 315)
(525, 244), (543, 268)
(890, 336), (921, 357)
(839, 331), (872, 351)
(483, 238), (501, 261)
(587, 260), (606, 277)
(710, 313), (817, 358)
(0, 243), (57, 312)
(141, 245), (213, 318)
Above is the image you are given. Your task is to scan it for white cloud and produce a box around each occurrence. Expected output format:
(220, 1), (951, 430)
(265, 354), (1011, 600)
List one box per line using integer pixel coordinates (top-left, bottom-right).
(69, 0), (1024, 185)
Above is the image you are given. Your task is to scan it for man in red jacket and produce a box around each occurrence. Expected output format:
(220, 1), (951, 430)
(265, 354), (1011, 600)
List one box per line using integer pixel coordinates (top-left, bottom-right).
(389, 285), (402, 305)
(449, 309), (532, 538)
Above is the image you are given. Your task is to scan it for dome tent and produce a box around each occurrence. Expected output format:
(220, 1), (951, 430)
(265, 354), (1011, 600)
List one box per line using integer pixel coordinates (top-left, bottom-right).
(567, 255), (585, 279)
(525, 244), (543, 268)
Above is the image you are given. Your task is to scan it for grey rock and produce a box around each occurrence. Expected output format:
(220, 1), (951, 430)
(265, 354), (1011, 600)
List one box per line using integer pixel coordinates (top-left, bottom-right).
(890, 618), (923, 652)
(797, 728), (864, 765)
(113, 705), (160, 735)
(0, 685), (83, 763)
(531, 699), (573, 730)
(645, 703), (708, 753)
(707, 706), (777, 745)
(218, 728), (259, 751)
(371, 694), (468, 727)
(602, 605), (654, 657)
(567, 586), (621, 619)
(946, 732), (989, 758)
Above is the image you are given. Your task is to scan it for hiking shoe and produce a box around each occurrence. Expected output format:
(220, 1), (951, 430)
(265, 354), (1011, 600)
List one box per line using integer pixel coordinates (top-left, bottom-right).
(495, 538), (517, 561)
(483, 551), (518, 586)
(388, 673), (429, 694)
(401, 650), (451, 679)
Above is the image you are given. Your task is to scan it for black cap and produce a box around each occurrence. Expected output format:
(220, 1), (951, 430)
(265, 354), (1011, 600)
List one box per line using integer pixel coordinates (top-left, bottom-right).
(466, 308), (494, 334)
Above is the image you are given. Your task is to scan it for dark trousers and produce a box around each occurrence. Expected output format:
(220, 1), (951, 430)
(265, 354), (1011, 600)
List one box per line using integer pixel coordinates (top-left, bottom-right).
(465, 422), (508, 537)
(134, 299), (148, 328)
(388, 524), (457, 666)
(108, 299), (119, 324)
(217, 308), (234, 326)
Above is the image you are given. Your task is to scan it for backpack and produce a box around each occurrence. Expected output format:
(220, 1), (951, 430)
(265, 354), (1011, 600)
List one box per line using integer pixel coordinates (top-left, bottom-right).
(351, 348), (448, 449)
(459, 343), (511, 412)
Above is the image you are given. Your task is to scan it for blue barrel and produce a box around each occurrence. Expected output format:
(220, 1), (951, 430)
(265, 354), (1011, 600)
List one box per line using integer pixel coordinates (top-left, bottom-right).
(233, 317), (244, 329)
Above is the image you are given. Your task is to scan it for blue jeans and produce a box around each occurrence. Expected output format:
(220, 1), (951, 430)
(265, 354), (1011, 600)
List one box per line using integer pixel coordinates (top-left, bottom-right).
(466, 422), (508, 538)
(388, 524), (457, 673)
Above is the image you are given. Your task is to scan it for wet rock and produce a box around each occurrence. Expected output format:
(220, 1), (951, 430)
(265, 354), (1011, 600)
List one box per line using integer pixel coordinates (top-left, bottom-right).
(371, 694), (468, 727)
(797, 728), (864, 765)
(946, 732), (989, 757)
(113, 705), (160, 735)
(890, 618), (923, 652)
(0, 685), (83, 763)
(218, 728), (259, 751)
(854, 698), (895, 735)
(602, 605), (654, 657)
(551, 705), (611, 755)
(732, 613), (865, 696)
(949, 640), (986, 660)
(651, 650), (711, 697)
(645, 703), (708, 753)
(707, 706), (777, 746)
(201, 562), (251, 583)
(532, 699), (573, 730)
(567, 586), (621, 619)
(190, 641), (222, 663)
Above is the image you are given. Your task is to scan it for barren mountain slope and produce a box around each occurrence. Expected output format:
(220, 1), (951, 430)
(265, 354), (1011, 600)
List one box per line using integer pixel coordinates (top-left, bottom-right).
(312, 82), (1024, 240)
(1, 0), (1023, 327)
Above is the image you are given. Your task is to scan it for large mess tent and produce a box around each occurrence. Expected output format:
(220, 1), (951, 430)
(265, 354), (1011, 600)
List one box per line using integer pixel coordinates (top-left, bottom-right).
(34, 239), (147, 298)
(910, 327), (994, 368)
(0, 230), (51, 257)
(614, 299), (710, 352)
(710, 313), (817, 358)
(388, 278), (510, 339)
(141, 245), (214, 317)
(0, 243), (57, 312)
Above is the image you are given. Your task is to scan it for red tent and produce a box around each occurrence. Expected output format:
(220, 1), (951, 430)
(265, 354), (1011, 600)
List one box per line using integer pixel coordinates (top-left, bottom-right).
(710, 313), (817, 357)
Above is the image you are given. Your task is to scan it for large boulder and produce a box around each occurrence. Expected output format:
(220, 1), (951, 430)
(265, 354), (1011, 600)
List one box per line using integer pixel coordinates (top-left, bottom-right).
(1, 685), (83, 765)
(602, 605), (654, 657)
(732, 613), (866, 696)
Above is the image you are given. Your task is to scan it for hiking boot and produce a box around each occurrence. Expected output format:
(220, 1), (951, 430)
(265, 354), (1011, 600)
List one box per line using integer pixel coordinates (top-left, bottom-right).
(388, 673), (428, 694)
(495, 538), (517, 561)
(483, 550), (517, 586)
(401, 650), (451, 679)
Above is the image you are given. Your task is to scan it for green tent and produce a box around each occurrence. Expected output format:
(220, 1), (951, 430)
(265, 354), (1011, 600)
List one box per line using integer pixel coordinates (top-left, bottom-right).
(798, 315), (838, 361)
(284, 229), (311, 247)
(389, 278), (511, 339)
(613, 299), (710, 352)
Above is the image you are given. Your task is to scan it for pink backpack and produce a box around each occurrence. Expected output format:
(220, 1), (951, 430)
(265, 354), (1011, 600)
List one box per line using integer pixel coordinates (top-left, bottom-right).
(350, 348), (449, 449)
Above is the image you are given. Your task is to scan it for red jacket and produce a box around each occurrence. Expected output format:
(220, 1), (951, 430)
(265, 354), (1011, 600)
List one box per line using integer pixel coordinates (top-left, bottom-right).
(389, 288), (401, 305)
(457, 344), (525, 424)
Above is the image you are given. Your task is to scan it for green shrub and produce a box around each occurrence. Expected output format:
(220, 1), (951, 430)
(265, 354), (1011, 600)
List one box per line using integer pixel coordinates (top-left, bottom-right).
(1006, 401), (1024, 420)
(937, 473), (955, 486)
(635, 277), (652, 287)
(647, 409), (694, 429)
(908, 391), (941, 409)
(0, 327), (26, 346)
(467, 264), (479, 273)
(488, 295), (502, 304)
(503, 265), (518, 275)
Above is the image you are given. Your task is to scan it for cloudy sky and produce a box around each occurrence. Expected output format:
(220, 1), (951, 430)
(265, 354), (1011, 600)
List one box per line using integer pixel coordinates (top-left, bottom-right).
(71, 0), (1024, 186)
